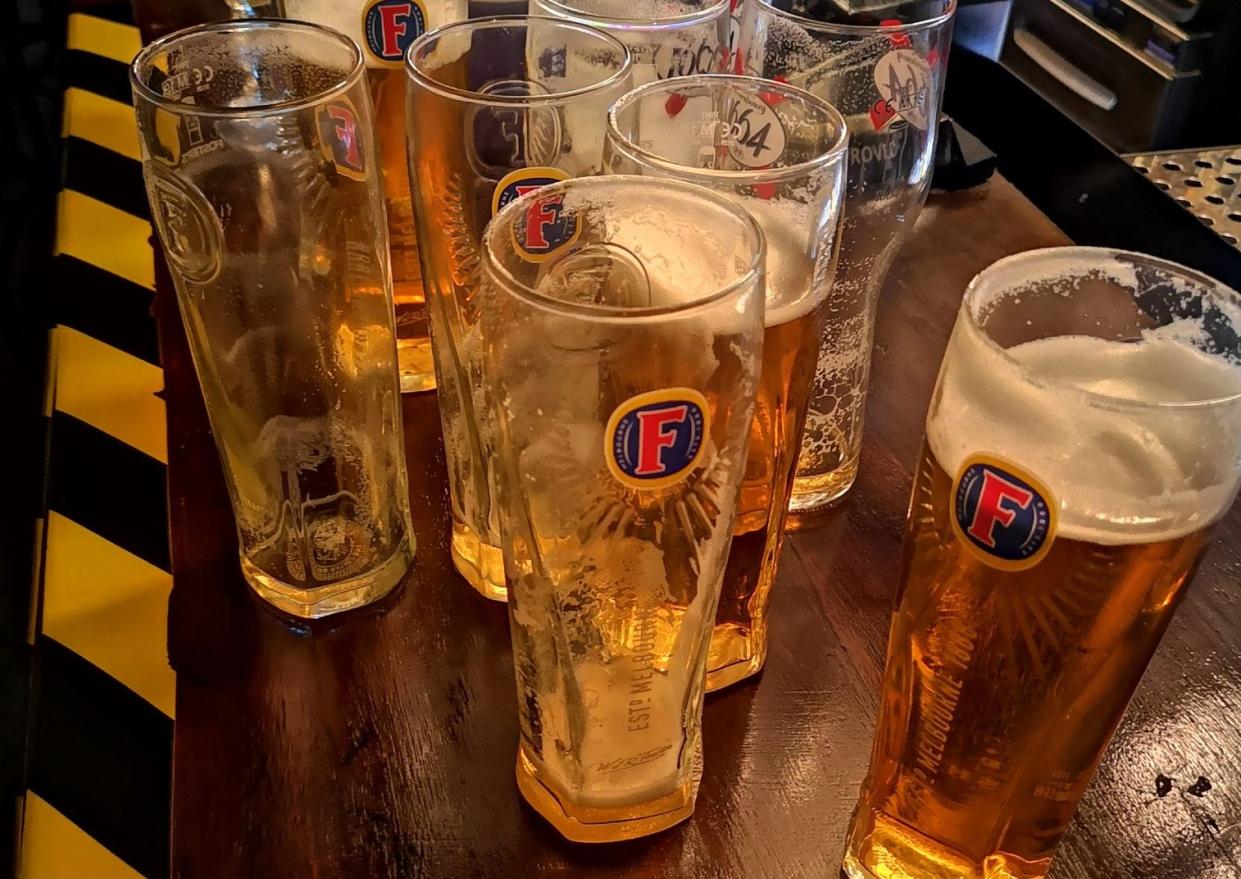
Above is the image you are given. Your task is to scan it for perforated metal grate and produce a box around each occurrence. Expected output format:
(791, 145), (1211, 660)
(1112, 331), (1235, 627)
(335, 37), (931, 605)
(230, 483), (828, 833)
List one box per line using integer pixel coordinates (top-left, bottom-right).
(1127, 147), (1241, 250)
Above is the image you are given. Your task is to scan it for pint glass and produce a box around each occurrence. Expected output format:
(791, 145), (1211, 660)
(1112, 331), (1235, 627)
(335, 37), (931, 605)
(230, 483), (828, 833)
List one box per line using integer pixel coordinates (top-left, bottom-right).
(278, 0), (468, 394)
(405, 17), (632, 600)
(132, 22), (414, 618)
(845, 248), (1241, 879)
(531, 0), (731, 85)
(741, 0), (954, 515)
(481, 177), (765, 841)
(605, 74), (847, 690)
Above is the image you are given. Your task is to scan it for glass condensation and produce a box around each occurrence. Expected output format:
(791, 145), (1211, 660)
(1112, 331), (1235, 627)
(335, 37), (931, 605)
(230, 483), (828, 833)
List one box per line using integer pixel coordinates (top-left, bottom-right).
(405, 17), (632, 601)
(604, 75), (847, 690)
(132, 21), (413, 618)
(481, 177), (764, 841)
(740, 0), (955, 515)
(845, 248), (1241, 879)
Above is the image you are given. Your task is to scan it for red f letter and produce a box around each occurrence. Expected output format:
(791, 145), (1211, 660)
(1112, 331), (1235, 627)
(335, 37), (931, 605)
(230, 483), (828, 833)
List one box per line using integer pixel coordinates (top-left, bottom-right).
(967, 471), (1034, 548)
(634, 407), (687, 476)
(379, 4), (410, 58)
(327, 105), (359, 167)
(525, 196), (559, 249)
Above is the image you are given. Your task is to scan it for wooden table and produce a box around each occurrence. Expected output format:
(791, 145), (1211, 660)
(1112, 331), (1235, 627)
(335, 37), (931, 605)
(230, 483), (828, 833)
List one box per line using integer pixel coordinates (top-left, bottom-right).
(161, 177), (1241, 878)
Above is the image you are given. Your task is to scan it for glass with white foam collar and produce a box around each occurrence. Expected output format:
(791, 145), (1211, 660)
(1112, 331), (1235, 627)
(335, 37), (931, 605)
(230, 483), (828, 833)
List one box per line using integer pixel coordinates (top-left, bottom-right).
(740, 0), (956, 516)
(404, 16), (632, 601)
(845, 247), (1241, 879)
(480, 176), (764, 842)
(604, 73), (848, 691)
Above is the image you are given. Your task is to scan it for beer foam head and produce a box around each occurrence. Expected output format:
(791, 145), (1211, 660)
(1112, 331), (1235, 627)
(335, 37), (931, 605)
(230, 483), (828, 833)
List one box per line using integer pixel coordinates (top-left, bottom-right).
(928, 248), (1241, 545)
(739, 196), (833, 326)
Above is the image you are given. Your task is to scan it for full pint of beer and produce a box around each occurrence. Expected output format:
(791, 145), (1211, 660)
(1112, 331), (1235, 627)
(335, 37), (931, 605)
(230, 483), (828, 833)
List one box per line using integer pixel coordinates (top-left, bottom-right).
(281, 0), (468, 393)
(845, 248), (1241, 879)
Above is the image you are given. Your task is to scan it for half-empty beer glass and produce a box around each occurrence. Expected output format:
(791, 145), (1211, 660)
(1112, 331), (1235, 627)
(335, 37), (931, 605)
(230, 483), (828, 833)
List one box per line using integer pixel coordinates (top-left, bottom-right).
(741, 0), (954, 515)
(405, 16), (632, 600)
(846, 247), (1241, 879)
(605, 74), (847, 690)
(132, 21), (414, 618)
(481, 177), (764, 841)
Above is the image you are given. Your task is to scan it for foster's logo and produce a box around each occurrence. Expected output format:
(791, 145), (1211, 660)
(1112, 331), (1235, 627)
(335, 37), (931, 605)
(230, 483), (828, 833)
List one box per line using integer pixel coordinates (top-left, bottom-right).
(317, 98), (366, 180)
(606, 389), (709, 490)
(495, 168), (579, 262)
(952, 455), (1057, 571)
(362, 0), (427, 66)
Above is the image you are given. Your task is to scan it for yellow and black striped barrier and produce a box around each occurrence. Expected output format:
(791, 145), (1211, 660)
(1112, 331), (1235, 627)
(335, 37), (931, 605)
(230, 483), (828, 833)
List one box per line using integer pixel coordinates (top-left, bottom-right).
(20, 5), (171, 878)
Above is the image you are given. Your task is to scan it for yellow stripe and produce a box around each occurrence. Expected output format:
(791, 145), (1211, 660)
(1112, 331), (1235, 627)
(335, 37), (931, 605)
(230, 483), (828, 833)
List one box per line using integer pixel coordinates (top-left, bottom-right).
(42, 513), (175, 718)
(18, 792), (143, 879)
(66, 13), (141, 65)
(53, 327), (166, 463)
(56, 191), (153, 290)
(61, 88), (140, 161)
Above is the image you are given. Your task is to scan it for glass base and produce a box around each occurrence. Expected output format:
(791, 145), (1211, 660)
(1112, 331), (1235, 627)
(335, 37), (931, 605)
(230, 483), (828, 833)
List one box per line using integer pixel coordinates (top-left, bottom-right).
(705, 621), (766, 692)
(241, 535), (413, 619)
(787, 453), (860, 524)
(450, 520), (506, 602)
(397, 338), (436, 394)
(515, 747), (695, 843)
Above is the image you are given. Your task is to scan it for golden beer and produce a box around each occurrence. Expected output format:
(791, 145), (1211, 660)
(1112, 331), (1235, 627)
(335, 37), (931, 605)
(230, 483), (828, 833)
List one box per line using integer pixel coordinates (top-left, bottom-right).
(845, 248), (1241, 879)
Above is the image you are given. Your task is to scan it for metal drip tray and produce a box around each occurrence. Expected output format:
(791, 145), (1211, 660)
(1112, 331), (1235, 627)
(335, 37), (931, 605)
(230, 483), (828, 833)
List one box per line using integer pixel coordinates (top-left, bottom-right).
(1127, 147), (1241, 249)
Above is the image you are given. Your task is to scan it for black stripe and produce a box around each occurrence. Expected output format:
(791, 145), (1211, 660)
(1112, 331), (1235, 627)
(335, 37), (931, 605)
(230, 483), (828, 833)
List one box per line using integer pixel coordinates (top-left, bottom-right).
(52, 254), (160, 366)
(64, 49), (131, 106)
(73, 4), (137, 27)
(28, 635), (170, 879)
(63, 137), (149, 220)
(47, 412), (170, 573)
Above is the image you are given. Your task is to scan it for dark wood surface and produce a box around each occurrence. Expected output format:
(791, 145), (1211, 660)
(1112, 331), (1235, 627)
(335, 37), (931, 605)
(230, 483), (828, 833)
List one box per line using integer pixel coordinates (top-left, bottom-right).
(162, 177), (1241, 878)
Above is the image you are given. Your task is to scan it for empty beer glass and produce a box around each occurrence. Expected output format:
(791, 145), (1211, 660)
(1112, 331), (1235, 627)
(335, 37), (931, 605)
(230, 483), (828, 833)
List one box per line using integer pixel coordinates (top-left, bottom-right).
(531, 0), (732, 85)
(604, 74), (847, 690)
(741, 0), (955, 515)
(405, 16), (632, 601)
(481, 177), (764, 841)
(846, 248), (1241, 879)
(132, 21), (414, 618)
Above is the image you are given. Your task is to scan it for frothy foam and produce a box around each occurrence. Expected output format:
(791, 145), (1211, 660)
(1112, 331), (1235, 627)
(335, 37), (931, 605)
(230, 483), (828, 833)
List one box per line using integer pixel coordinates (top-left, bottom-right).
(928, 327), (1241, 545)
(741, 196), (832, 327)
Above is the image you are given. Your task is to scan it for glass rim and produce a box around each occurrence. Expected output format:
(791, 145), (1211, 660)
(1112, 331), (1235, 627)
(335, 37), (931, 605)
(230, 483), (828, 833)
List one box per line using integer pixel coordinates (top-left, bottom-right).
(130, 19), (365, 117)
(532, 0), (730, 31)
(484, 175), (765, 323)
(754, 0), (956, 37)
(961, 246), (1241, 412)
(405, 15), (633, 107)
(606, 74), (849, 186)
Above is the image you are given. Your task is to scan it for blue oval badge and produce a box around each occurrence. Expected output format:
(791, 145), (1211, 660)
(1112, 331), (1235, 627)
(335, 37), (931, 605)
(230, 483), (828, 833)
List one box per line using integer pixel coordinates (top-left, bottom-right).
(605, 389), (709, 490)
(362, 0), (427, 66)
(496, 168), (580, 262)
(951, 455), (1057, 571)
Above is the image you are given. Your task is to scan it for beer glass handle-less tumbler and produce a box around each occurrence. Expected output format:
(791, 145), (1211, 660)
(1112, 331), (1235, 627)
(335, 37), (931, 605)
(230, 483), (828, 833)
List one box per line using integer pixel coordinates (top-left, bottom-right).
(481, 176), (765, 842)
(604, 74), (848, 691)
(132, 21), (414, 618)
(846, 248), (1241, 879)
(741, 0), (955, 515)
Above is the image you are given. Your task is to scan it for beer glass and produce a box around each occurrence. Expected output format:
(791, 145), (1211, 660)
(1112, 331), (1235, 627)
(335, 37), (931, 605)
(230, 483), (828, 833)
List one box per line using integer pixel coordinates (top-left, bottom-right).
(530, 0), (731, 85)
(741, 0), (955, 515)
(279, 0), (469, 394)
(846, 247), (1241, 879)
(604, 74), (847, 690)
(132, 21), (414, 618)
(481, 177), (764, 841)
(405, 17), (632, 600)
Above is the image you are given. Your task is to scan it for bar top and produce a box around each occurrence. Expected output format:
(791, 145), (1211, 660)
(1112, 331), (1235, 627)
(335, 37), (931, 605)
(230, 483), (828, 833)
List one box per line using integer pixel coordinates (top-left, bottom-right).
(161, 176), (1241, 877)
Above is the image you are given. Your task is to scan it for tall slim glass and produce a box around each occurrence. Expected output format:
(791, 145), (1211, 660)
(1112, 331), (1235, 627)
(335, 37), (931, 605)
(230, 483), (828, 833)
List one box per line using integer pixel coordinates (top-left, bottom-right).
(405, 16), (632, 601)
(481, 177), (765, 841)
(846, 247), (1241, 879)
(604, 74), (847, 690)
(279, 0), (470, 394)
(741, 0), (955, 516)
(531, 0), (732, 85)
(132, 21), (414, 618)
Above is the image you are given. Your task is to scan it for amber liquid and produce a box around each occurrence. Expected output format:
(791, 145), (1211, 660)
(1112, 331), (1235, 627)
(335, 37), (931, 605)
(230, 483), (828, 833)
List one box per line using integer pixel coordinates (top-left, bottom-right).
(371, 66), (434, 392)
(707, 300), (822, 691)
(844, 443), (1212, 879)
